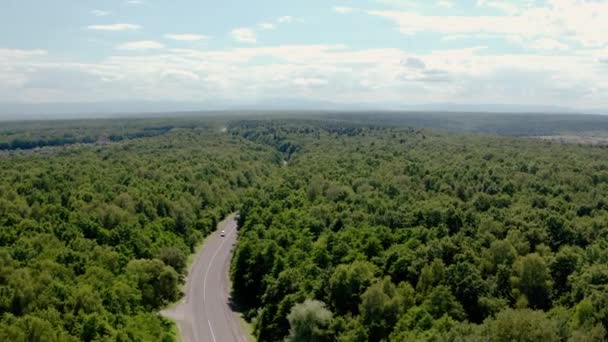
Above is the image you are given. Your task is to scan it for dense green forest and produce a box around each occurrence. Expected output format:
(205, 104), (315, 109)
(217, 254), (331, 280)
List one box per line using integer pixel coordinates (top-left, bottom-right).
(229, 120), (608, 341)
(1, 115), (608, 341)
(0, 123), (276, 340)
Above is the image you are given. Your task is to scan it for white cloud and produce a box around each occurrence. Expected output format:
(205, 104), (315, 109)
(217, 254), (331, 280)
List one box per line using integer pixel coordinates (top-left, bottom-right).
(164, 34), (209, 41)
(369, 0), (608, 48)
(0, 48), (47, 59)
(91, 9), (110, 17)
(476, 0), (519, 14)
(333, 6), (356, 14)
(374, 0), (420, 9)
(0, 49), (51, 93)
(231, 28), (257, 44)
(115, 40), (165, 50)
(87, 24), (141, 31)
(441, 34), (468, 41)
(2, 42), (607, 108)
(277, 16), (303, 23)
(0, 48), (47, 71)
(257, 22), (276, 30)
(293, 78), (328, 87)
(529, 38), (569, 51)
(436, 1), (454, 9)
(124, 0), (144, 6)
(369, 10), (522, 35)
(161, 69), (200, 81)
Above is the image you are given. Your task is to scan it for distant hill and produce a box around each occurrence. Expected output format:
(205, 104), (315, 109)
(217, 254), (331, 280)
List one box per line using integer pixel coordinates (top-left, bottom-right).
(0, 100), (604, 121)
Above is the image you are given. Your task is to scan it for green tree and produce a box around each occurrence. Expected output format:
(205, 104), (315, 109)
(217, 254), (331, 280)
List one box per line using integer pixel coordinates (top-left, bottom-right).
(359, 277), (403, 342)
(423, 285), (465, 320)
(486, 240), (516, 273)
(416, 259), (445, 295)
(157, 247), (187, 275)
(328, 261), (377, 314)
(125, 259), (179, 309)
(550, 246), (582, 299)
(446, 261), (487, 322)
(512, 253), (553, 309)
(481, 308), (559, 342)
(286, 299), (333, 342)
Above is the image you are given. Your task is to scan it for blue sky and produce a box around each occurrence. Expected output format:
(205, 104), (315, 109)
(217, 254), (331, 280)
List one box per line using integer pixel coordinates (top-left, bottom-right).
(1, 0), (607, 110)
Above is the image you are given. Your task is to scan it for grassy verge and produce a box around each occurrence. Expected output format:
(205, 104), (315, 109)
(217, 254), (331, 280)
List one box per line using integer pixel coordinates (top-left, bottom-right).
(167, 321), (182, 342)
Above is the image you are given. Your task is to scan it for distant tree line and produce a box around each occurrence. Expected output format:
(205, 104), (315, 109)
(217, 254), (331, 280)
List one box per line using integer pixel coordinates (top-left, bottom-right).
(0, 125), (175, 151)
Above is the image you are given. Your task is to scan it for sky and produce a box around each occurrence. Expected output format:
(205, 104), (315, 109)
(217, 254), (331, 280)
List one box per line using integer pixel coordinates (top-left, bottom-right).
(1, 0), (608, 111)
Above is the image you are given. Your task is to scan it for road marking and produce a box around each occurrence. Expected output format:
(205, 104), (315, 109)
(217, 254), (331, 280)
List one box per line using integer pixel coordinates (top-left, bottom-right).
(208, 320), (217, 342)
(203, 226), (235, 302)
(163, 216), (242, 342)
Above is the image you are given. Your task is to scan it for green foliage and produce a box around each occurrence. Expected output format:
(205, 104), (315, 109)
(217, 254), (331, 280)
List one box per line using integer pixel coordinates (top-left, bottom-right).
(359, 277), (409, 342)
(328, 261), (377, 315)
(4, 117), (608, 340)
(286, 299), (333, 342)
(229, 119), (608, 341)
(481, 309), (559, 342)
(423, 285), (465, 320)
(512, 253), (553, 309)
(0, 121), (276, 339)
(125, 259), (179, 309)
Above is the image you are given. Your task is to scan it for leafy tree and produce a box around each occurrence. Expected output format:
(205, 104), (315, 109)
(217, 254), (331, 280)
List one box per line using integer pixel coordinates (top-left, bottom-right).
(551, 246), (582, 299)
(232, 239), (281, 313)
(126, 259), (179, 309)
(446, 261), (487, 322)
(486, 240), (517, 273)
(328, 261), (377, 314)
(424, 285), (466, 320)
(512, 253), (553, 310)
(416, 259), (445, 295)
(359, 277), (403, 341)
(481, 308), (559, 342)
(156, 247), (187, 274)
(286, 299), (333, 342)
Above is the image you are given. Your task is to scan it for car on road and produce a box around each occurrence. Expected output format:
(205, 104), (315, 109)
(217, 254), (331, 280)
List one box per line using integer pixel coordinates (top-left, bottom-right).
(220, 230), (225, 237)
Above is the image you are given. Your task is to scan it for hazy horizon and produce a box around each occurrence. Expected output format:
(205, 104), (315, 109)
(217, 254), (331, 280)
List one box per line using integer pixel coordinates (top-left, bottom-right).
(1, 100), (607, 122)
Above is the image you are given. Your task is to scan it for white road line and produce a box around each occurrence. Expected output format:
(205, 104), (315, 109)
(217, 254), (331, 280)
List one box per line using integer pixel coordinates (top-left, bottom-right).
(208, 320), (217, 342)
(203, 227), (235, 302)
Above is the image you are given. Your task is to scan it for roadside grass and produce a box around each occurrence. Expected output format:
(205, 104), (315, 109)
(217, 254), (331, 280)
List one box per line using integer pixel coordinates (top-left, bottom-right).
(167, 321), (182, 342)
(238, 314), (255, 342)
(226, 276), (256, 342)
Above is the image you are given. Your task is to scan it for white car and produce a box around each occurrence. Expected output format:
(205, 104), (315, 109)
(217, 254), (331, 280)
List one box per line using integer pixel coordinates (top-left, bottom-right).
(220, 230), (226, 237)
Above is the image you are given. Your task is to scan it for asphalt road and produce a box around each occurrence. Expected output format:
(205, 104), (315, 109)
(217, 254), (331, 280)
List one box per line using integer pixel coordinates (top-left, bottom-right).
(162, 214), (248, 342)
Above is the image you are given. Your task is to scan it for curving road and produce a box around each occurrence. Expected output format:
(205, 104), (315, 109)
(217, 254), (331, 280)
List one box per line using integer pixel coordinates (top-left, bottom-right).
(162, 214), (248, 342)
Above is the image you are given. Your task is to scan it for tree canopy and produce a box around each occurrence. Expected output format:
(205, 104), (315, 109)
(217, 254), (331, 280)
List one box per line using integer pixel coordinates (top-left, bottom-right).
(2, 116), (608, 340)
(229, 119), (608, 341)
